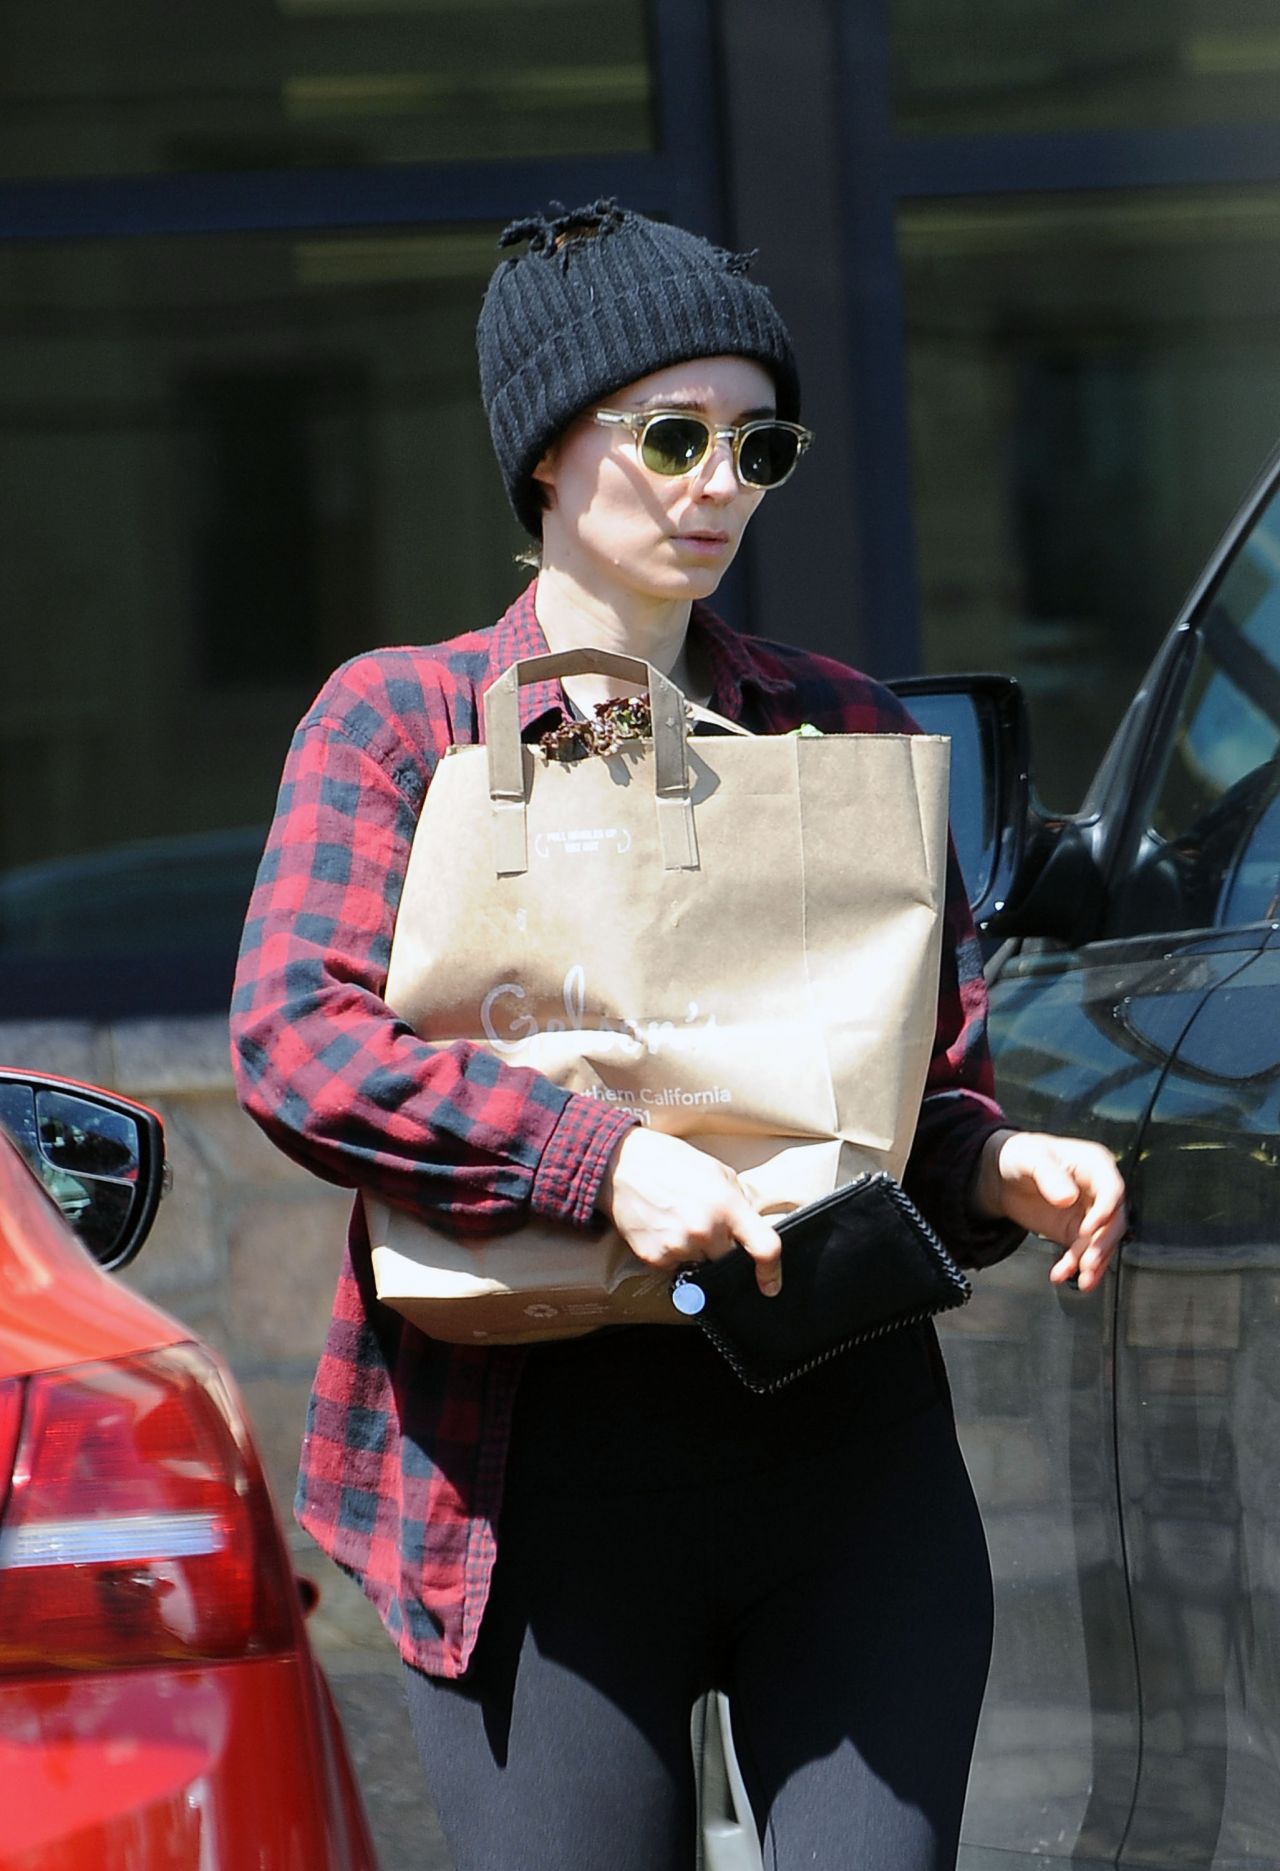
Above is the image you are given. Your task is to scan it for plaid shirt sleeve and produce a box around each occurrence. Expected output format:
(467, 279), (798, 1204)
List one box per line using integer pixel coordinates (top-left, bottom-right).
(230, 645), (637, 1235)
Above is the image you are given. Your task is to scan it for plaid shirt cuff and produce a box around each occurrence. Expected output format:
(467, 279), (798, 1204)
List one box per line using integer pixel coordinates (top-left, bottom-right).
(904, 1095), (1024, 1270)
(529, 1094), (640, 1228)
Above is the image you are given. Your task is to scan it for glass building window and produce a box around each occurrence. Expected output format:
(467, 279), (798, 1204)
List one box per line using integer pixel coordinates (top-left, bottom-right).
(898, 188), (1280, 808)
(0, 226), (533, 1011)
(891, 0), (1280, 136)
(1, 0), (655, 180)
(0, 0), (711, 1018)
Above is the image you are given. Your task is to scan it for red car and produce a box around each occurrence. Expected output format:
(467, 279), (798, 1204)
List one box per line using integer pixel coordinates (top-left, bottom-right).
(0, 1069), (378, 1870)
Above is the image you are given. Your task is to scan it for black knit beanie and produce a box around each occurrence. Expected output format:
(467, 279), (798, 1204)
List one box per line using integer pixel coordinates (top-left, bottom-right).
(477, 199), (801, 536)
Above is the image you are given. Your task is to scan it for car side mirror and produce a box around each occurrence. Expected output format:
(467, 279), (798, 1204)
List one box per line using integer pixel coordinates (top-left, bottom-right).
(888, 673), (1106, 946)
(888, 674), (1031, 929)
(0, 1071), (167, 1270)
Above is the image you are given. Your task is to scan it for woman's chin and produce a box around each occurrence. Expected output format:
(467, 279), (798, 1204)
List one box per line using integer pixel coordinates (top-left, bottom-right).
(646, 549), (734, 600)
(603, 560), (725, 606)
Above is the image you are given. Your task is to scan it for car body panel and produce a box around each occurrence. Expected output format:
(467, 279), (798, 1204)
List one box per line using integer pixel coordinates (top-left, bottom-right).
(946, 931), (1240, 1867)
(1115, 934), (1280, 1868)
(0, 1133), (182, 1378)
(0, 1659), (358, 1869)
(951, 924), (1272, 1871)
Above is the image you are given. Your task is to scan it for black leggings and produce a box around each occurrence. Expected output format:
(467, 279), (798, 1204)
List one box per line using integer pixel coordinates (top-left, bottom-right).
(403, 1328), (993, 1871)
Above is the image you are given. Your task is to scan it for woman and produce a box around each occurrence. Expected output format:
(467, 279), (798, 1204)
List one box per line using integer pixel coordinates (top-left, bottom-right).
(232, 201), (1126, 1871)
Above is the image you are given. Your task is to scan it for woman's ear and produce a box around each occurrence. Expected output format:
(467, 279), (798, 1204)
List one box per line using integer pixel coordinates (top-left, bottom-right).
(530, 440), (558, 507)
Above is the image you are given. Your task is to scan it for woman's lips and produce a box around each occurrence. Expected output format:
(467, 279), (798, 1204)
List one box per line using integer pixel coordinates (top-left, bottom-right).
(673, 530), (730, 550)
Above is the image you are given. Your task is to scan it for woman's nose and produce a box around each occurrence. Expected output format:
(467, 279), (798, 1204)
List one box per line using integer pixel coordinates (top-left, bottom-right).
(696, 439), (740, 500)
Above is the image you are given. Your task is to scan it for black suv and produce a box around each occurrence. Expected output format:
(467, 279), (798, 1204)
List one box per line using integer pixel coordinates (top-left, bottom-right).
(700, 448), (1280, 1871)
(937, 438), (1280, 1871)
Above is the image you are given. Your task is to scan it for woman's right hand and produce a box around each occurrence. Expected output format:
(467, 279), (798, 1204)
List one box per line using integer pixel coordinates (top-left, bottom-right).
(598, 1127), (783, 1297)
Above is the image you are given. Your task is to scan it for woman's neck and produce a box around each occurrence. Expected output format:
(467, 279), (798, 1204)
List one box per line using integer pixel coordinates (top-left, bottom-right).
(533, 563), (706, 711)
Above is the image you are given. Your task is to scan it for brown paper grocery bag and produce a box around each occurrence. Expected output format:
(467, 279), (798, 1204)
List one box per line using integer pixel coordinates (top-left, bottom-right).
(366, 648), (950, 1343)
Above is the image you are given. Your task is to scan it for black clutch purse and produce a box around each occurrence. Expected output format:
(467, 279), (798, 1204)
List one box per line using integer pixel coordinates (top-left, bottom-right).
(669, 1173), (971, 1393)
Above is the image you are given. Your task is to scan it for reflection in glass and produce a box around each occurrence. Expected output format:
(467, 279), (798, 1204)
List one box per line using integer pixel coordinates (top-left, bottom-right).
(0, 1084), (139, 1260)
(1123, 487), (1280, 931)
(37, 1090), (139, 1180)
(0, 227), (526, 904)
(899, 190), (1280, 810)
(891, 0), (1280, 136)
(897, 692), (996, 907)
(1, 0), (654, 181)
(0, 1085), (40, 1168)
(52, 1177), (135, 1261)
(1116, 947), (1280, 1862)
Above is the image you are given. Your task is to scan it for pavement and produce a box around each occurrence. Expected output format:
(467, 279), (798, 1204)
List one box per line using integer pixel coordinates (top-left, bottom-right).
(327, 1666), (452, 1871)
(294, 1535), (453, 1871)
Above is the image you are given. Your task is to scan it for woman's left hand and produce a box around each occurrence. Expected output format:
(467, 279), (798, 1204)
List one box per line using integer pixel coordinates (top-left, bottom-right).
(971, 1128), (1128, 1292)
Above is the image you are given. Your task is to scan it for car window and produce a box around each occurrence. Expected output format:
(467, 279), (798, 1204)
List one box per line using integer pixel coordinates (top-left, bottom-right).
(1120, 486), (1280, 933)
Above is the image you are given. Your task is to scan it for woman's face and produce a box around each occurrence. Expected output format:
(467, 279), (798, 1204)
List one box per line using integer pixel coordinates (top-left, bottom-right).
(532, 355), (776, 604)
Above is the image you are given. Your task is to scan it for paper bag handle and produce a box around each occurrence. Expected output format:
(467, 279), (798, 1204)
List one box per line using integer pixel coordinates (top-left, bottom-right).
(484, 650), (697, 874)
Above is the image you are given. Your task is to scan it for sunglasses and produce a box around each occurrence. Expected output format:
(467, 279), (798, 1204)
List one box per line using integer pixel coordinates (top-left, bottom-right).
(593, 408), (813, 489)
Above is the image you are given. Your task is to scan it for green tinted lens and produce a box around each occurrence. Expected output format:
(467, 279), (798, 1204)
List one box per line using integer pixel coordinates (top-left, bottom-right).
(640, 414), (711, 476)
(737, 423), (801, 488)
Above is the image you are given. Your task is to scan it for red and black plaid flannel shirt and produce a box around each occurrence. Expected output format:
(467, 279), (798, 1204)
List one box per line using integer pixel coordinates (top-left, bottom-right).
(231, 581), (1013, 1679)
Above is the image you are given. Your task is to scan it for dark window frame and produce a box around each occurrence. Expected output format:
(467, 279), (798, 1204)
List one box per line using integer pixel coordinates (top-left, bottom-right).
(830, 0), (1280, 683)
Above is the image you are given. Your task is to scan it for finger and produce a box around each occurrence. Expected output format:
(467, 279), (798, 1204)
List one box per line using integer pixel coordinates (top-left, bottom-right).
(1075, 1175), (1128, 1242)
(1075, 1244), (1113, 1291)
(1050, 1211), (1125, 1290)
(1073, 1182), (1129, 1255)
(732, 1207), (784, 1298)
(1031, 1154), (1082, 1208)
(1076, 1211), (1128, 1289)
(1092, 1200), (1129, 1253)
(1048, 1244), (1081, 1285)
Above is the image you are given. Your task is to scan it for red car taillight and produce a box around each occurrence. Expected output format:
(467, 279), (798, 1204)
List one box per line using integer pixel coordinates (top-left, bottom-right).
(0, 1344), (298, 1674)
(0, 1380), (20, 1520)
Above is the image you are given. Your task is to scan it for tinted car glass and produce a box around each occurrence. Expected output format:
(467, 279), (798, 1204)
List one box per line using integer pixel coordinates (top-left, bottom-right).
(1120, 483), (1280, 932)
(892, 690), (997, 906)
(0, 1081), (143, 1261)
